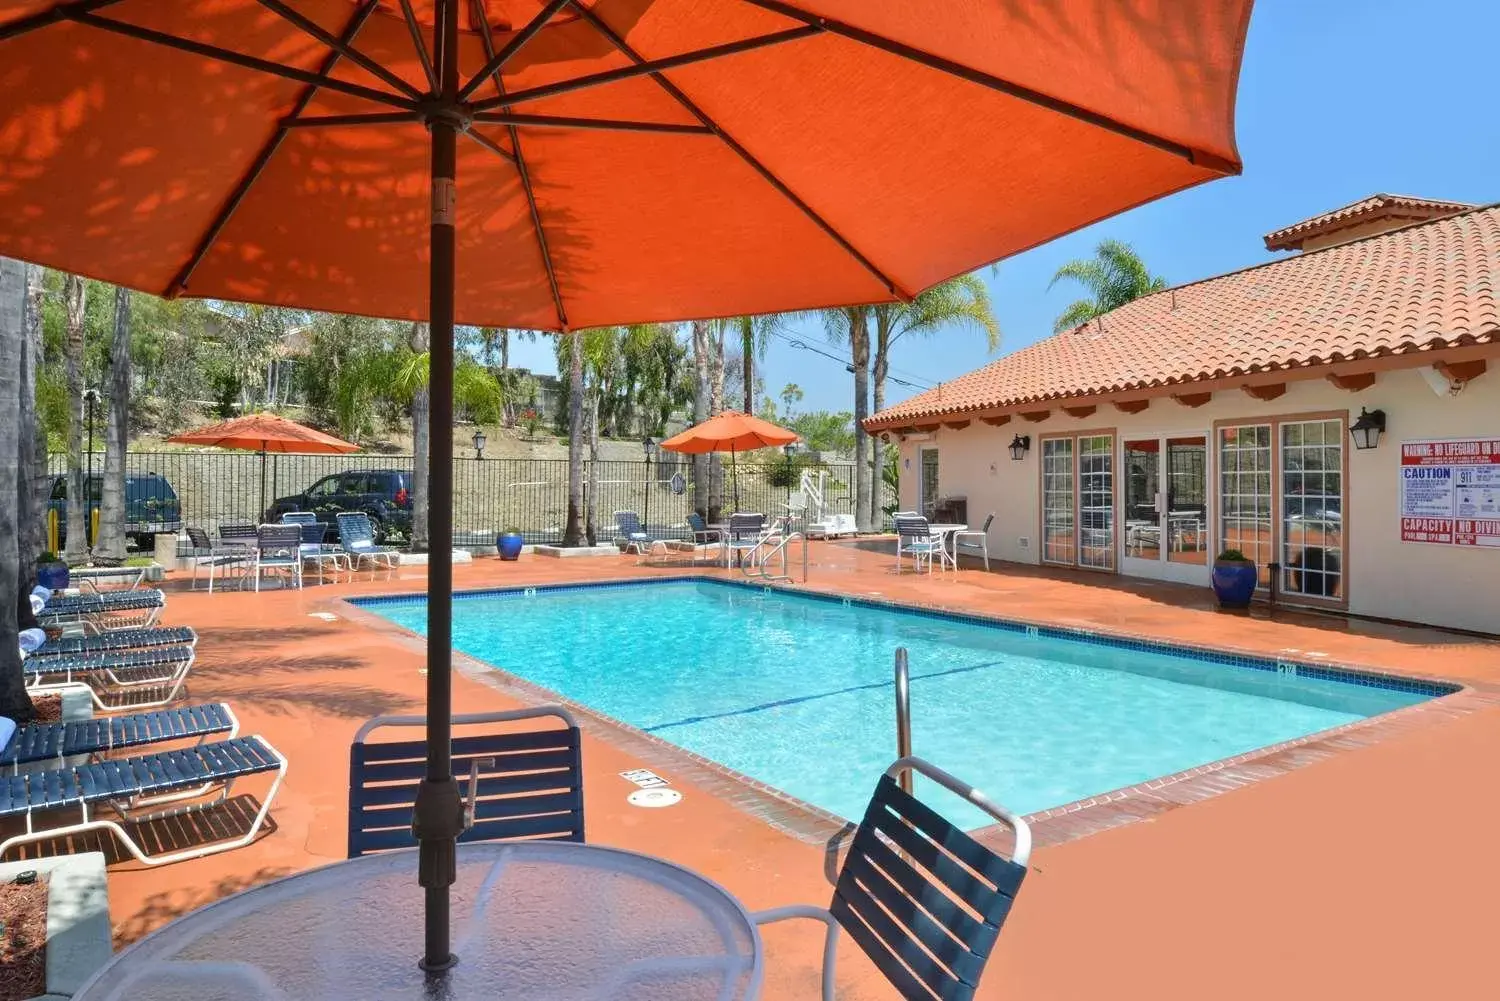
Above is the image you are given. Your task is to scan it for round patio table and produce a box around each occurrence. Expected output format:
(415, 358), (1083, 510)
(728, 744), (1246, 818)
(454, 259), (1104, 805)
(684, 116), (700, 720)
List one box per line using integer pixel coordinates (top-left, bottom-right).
(74, 842), (763, 1001)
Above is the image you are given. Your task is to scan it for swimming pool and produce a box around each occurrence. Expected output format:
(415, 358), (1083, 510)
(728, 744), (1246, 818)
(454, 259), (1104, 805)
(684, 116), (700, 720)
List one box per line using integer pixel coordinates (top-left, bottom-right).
(356, 580), (1445, 829)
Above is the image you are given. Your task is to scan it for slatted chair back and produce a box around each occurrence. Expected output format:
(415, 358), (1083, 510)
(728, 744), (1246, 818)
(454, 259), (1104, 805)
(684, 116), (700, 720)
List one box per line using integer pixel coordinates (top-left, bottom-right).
(348, 707), (584, 858)
(614, 510), (646, 538)
(831, 762), (1030, 1001)
(257, 523), (303, 557)
(727, 513), (765, 541)
(687, 512), (719, 542)
(280, 511), (318, 525)
(296, 522), (328, 547)
(185, 527), (211, 550)
(336, 512), (376, 551)
(895, 516), (934, 544)
(217, 523), (259, 548)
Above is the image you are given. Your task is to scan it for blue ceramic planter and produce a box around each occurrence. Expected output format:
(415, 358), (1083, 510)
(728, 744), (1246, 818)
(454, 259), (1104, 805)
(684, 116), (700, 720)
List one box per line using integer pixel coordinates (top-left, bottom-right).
(37, 562), (70, 591)
(497, 534), (524, 561)
(1211, 560), (1257, 609)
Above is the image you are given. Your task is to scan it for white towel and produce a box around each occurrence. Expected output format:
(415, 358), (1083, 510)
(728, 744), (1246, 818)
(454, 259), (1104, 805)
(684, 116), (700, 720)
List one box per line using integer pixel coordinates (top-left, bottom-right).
(18, 628), (45, 653)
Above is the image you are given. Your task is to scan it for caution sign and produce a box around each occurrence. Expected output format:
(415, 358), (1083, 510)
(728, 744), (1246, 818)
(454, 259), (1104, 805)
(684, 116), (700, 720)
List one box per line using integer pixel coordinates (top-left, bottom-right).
(1399, 437), (1500, 546)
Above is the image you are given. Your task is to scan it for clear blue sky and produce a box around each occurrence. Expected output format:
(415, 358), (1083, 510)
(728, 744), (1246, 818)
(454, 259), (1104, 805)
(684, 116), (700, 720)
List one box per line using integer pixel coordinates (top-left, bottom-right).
(506, 0), (1500, 415)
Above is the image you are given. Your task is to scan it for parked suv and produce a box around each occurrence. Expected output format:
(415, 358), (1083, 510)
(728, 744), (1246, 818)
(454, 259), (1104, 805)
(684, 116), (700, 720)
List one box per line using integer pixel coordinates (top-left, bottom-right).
(266, 469), (413, 542)
(47, 472), (181, 551)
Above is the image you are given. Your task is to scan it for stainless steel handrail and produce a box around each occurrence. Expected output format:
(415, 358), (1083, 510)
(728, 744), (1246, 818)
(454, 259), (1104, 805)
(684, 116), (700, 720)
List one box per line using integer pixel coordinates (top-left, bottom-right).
(894, 647), (912, 794)
(743, 529), (808, 583)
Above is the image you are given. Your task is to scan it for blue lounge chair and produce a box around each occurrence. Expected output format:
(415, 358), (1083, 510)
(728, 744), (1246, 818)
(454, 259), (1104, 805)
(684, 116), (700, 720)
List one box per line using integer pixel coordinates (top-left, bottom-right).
(293, 520), (346, 582)
(687, 512), (721, 543)
(38, 588), (165, 632)
(26, 644), (195, 710)
(28, 625), (197, 659)
(0, 734), (285, 866)
(612, 510), (659, 555)
(753, 757), (1031, 1001)
(336, 512), (401, 570)
(347, 707), (584, 858)
(1, 702), (236, 768)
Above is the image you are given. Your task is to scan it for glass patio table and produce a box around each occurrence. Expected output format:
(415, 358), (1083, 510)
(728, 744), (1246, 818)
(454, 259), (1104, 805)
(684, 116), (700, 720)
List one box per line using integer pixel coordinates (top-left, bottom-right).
(75, 842), (763, 1001)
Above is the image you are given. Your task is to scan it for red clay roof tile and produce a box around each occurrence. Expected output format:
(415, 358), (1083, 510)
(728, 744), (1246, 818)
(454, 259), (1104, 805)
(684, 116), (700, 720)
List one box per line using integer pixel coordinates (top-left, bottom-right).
(1262, 193), (1474, 251)
(869, 205), (1500, 428)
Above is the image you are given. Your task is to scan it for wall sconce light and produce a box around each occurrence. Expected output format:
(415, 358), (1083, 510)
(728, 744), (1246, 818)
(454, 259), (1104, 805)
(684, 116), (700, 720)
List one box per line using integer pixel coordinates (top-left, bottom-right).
(1008, 434), (1031, 461)
(1348, 408), (1386, 450)
(471, 428), (487, 460)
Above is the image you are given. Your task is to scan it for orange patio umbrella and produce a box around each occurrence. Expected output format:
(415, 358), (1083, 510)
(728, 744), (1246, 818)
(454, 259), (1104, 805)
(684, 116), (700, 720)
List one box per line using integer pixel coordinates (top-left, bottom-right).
(168, 413), (359, 521)
(0, 0), (1253, 973)
(660, 410), (797, 510)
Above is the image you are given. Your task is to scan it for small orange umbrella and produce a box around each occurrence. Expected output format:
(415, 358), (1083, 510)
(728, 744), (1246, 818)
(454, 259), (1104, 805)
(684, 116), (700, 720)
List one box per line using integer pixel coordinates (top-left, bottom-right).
(660, 411), (798, 510)
(169, 413), (358, 519)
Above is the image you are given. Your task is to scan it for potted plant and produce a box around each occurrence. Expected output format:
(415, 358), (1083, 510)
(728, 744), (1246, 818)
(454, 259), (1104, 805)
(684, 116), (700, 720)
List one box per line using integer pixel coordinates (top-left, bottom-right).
(36, 552), (69, 591)
(1211, 548), (1258, 609)
(497, 527), (525, 561)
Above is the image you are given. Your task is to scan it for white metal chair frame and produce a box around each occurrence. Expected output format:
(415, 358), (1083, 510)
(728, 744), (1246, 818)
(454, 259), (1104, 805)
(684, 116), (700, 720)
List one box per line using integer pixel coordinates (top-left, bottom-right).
(952, 513), (994, 571)
(253, 524), (304, 592)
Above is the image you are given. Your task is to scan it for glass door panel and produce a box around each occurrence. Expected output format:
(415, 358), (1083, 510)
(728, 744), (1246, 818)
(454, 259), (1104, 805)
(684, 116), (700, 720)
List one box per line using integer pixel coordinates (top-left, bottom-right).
(1123, 439), (1161, 560)
(1165, 436), (1208, 565)
(1041, 438), (1075, 564)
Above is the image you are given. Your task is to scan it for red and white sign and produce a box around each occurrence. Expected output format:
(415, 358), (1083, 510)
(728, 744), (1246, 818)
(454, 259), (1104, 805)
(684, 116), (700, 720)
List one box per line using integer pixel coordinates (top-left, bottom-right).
(1399, 437), (1500, 546)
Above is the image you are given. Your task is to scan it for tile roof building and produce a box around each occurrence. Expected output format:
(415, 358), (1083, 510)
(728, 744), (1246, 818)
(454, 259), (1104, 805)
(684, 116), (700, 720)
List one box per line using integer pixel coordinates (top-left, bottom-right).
(873, 196), (1500, 636)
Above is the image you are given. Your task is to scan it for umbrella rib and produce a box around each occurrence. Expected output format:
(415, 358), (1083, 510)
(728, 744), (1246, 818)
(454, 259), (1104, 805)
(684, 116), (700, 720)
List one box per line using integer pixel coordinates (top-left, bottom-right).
(569, 2), (910, 301)
(739, 0), (1234, 171)
(168, 0), (381, 297)
(463, 127), (518, 165)
(166, 0), (380, 298)
(457, 0), (573, 102)
(472, 1), (568, 332)
(69, 10), (418, 111)
(470, 112), (712, 135)
(467, 25), (823, 113)
(395, 0), (438, 93)
(254, 0), (426, 101)
(286, 112), (425, 128)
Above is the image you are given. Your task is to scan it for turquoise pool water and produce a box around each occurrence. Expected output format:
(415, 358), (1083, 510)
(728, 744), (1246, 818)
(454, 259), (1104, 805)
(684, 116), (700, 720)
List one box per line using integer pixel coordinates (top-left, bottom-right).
(359, 581), (1434, 828)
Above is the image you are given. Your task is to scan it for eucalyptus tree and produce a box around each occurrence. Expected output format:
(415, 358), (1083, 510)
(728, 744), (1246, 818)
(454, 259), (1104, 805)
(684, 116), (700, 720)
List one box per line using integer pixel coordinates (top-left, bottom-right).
(0, 255), (37, 720)
(92, 286), (131, 564)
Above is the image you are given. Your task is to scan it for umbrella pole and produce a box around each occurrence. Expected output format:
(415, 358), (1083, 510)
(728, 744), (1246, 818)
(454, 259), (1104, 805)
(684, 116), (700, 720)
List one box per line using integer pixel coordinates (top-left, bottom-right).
(414, 0), (462, 975)
(259, 449), (267, 521)
(732, 446), (739, 510)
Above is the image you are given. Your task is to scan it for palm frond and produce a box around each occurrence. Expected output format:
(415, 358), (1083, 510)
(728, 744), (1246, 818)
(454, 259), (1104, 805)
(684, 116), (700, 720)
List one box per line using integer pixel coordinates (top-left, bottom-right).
(1053, 299), (1102, 333)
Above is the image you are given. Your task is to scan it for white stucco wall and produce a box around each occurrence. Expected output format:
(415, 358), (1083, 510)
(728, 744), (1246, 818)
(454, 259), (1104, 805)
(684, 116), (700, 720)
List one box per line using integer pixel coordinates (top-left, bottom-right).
(893, 366), (1500, 634)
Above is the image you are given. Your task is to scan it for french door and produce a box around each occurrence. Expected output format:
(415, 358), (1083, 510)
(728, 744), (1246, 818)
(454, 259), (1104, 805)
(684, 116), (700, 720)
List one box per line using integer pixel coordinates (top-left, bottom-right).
(1121, 434), (1211, 584)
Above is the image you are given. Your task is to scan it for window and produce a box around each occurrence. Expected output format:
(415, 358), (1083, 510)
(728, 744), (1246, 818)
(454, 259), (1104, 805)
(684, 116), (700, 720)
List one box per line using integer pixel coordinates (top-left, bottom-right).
(307, 475), (342, 500)
(1218, 425), (1273, 586)
(1217, 416), (1345, 601)
(919, 449), (940, 517)
(1042, 433), (1115, 569)
(1041, 438), (1074, 564)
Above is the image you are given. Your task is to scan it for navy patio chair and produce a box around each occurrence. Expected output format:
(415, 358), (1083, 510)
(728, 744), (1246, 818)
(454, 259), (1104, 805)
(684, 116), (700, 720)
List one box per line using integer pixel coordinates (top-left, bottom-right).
(724, 512), (768, 567)
(26, 643), (196, 711)
(753, 756), (1031, 1001)
(0, 734), (285, 866)
(0, 702), (237, 769)
(38, 588), (166, 632)
(895, 516), (945, 574)
(687, 511), (722, 543)
(348, 707), (584, 858)
(28, 625), (197, 659)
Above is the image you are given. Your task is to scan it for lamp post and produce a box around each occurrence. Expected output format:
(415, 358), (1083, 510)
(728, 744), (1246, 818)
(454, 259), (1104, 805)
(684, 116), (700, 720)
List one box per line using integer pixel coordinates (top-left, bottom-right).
(83, 388), (100, 545)
(642, 436), (658, 532)
(783, 442), (795, 507)
(471, 428), (487, 460)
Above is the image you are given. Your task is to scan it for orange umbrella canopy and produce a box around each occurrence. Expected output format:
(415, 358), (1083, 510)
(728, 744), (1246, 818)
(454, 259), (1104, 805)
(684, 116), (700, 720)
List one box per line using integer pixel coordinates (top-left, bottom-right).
(659, 411), (797, 455)
(0, 1), (1251, 329)
(167, 414), (359, 454)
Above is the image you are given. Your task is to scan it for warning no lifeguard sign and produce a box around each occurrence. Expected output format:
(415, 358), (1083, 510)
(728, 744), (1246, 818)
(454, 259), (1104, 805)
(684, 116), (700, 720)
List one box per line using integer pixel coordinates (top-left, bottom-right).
(1400, 437), (1500, 546)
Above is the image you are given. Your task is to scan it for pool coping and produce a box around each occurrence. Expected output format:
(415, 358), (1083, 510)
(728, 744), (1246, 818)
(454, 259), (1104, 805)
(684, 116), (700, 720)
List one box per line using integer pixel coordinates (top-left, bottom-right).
(337, 574), (1495, 853)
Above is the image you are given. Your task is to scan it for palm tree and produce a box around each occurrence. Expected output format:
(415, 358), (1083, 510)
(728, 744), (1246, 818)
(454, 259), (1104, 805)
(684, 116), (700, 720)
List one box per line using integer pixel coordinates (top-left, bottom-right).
(868, 275), (1000, 525)
(92, 286), (131, 564)
(61, 274), (88, 560)
(779, 383), (803, 419)
(820, 305), (873, 530)
(0, 255), (37, 721)
(394, 335), (504, 552)
(689, 319), (713, 520)
(1049, 238), (1166, 332)
(729, 314), (786, 414)
(19, 265), (45, 576)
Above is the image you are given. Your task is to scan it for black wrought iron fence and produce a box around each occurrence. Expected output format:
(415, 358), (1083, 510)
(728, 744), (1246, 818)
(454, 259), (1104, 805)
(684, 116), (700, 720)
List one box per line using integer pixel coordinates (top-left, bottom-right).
(46, 451), (892, 545)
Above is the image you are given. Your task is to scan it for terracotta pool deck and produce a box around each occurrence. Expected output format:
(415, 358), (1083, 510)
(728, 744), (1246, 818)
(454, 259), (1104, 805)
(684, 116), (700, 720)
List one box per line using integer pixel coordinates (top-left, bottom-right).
(77, 543), (1500, 999)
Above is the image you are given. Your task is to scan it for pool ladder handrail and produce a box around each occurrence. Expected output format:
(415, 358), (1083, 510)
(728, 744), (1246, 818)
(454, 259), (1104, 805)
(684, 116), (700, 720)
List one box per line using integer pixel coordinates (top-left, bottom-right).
(894, 648), (913, 795)
(742, 528), (809, 584)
